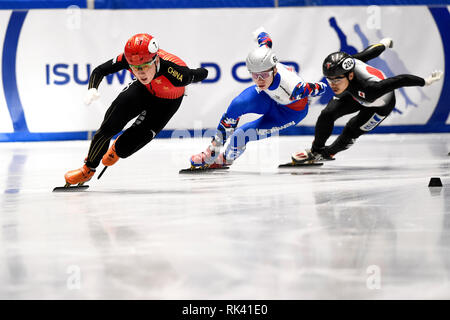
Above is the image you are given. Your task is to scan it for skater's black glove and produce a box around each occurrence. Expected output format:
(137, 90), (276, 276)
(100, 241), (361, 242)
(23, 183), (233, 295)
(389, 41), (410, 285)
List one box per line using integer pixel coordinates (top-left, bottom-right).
(191, 67), (208, 83)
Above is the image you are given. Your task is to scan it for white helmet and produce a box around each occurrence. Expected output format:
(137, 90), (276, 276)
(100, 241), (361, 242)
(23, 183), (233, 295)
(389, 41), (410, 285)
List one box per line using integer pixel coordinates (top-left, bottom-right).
(246, 46), (278, 73)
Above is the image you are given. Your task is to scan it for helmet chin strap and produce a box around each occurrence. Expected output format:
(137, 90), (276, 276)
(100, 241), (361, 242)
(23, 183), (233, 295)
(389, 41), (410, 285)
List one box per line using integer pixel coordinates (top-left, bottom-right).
(156, 56), (160, 73)
(269, 67), (277, 86)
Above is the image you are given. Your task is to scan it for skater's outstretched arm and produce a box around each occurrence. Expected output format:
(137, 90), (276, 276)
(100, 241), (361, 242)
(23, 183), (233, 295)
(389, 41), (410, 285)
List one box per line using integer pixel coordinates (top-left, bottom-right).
(362, 71), (443, 102)
(352, 38), (392, 62)
(163, 62), (208, 87)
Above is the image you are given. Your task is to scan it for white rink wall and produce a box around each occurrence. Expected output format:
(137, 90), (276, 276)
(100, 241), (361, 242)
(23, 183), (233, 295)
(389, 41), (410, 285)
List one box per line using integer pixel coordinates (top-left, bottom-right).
(0, 6), (448, 140)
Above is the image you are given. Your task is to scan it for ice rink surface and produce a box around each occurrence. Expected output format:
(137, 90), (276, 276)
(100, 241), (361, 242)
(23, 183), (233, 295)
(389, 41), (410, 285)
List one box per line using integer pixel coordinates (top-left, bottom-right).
(0, 133), (449, 299)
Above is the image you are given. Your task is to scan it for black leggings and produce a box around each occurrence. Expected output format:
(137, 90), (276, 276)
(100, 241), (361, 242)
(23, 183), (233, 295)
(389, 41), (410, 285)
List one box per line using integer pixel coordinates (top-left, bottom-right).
(85, 80), (183, 168)
(312, 93), (395, 156)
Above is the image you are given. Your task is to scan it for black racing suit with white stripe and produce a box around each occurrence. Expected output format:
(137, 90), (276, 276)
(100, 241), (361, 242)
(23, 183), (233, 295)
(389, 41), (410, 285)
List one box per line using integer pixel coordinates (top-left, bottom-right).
(312, 43), (426, 157)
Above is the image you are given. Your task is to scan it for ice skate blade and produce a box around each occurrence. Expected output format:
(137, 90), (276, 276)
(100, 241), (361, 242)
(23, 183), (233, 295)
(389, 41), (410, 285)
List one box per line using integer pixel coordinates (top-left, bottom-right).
(53, 185), (89, 192)
(279, 162), (324, 168)
(179, 166), (230, 174)
(98, 166), (107, 179)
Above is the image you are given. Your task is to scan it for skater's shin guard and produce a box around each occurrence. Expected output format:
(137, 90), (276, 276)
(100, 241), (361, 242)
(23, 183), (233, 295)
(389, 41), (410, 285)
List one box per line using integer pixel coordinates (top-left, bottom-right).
(216, 113), (240, 145)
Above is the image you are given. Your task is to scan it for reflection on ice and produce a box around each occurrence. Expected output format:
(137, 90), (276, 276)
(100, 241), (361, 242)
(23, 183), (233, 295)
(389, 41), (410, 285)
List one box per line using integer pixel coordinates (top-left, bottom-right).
(0, 134), (449, 299)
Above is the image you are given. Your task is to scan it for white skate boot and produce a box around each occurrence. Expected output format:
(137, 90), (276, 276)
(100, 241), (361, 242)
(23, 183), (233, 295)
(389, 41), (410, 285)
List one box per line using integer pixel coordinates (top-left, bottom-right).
(190, 139), (222, 168)
(291, 148), (334, 164)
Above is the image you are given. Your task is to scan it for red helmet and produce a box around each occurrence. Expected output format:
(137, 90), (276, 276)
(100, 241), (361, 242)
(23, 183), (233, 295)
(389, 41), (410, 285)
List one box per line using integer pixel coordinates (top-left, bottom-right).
(124, 33), (159, 65)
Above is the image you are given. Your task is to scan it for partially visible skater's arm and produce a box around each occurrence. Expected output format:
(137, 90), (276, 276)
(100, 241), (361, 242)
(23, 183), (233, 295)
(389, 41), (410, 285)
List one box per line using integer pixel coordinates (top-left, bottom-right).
(366, 70), (443, 101)
(84, 54), (129, 105)
(364, 74), (426, 102)
(352, 38), (392, 62)
(88, 54), (129, 90)
(163, 62), (208, 87)
(290, 81), (327, 101)
(253, 26), (273, 48)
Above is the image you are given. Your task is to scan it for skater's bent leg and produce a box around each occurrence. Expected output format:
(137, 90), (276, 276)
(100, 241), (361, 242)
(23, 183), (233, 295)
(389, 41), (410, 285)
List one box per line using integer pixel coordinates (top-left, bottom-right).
(190, 89), (267, 167)
(312, 96), (361, 153)
(86, 109), (137, 168)
(224, 104), (305, 163)
(311, 108), (337, 152)
(85, 81), (148, 168)
(115, 97), (183, 158)
(323, 124), (360, 156)
(86, 129), (118, 168)
(215, 87), (272, 144)
(225, 86), (272, 118)
(223, 127), (255, 162)
(324, 100), (394, 156)
(114, 126), (155, 158)
(223, 116), (266, 163)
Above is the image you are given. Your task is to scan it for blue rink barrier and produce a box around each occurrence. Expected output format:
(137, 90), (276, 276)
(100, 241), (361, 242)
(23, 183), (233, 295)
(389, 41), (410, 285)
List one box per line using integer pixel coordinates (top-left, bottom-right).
(94, 0), (275, 9)
(0, 0), (87, 9)
(279, 0), (450, 6)
(1, 124), (449, 142)
(0, 131), (91, 142)
(1, 0), (449, 9)
(95, 0), (450, 9)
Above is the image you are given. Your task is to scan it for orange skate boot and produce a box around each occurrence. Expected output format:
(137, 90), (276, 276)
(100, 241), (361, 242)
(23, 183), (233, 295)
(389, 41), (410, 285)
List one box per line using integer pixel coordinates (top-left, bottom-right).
(64, 164), (96, 186)
(102, 139), (120, 167)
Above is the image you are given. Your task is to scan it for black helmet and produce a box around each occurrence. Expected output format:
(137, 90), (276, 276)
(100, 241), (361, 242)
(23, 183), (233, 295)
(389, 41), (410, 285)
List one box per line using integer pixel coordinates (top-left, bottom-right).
(322, 52), (355, 77)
